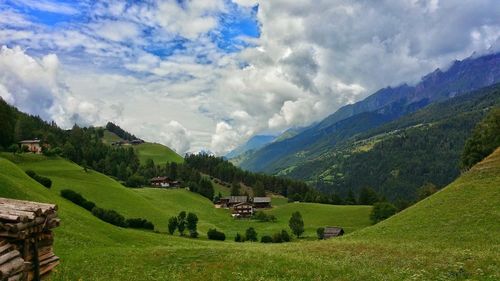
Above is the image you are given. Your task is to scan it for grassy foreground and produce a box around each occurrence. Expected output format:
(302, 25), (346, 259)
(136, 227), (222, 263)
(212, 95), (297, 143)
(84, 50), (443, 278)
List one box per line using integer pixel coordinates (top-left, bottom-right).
(0, 149), (499, 280)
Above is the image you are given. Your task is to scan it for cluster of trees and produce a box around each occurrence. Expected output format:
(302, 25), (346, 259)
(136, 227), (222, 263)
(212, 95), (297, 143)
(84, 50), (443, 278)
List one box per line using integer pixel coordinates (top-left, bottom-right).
(185, 154), (329, 203)
(105, 122), (140, 141)
(25, 170), (52, 188)
(234, 227), (291, 244)
(207, 228), (225, 241)
(167, 211), (199, 238)
(253, 211), (277, 222)
(369, 202), (398, 224)
(461, 107), (500, 170)
(60, 189), (154, 230)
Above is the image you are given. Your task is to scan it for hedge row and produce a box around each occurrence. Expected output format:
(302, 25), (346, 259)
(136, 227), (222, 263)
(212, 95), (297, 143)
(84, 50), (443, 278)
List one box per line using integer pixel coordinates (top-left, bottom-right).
(60, 189), (154, 230)
(25, 170), (52, 189)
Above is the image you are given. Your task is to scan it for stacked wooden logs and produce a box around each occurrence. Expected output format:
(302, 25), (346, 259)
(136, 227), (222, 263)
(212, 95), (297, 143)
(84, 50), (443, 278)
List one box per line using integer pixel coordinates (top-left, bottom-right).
(0, 198), (60, 281)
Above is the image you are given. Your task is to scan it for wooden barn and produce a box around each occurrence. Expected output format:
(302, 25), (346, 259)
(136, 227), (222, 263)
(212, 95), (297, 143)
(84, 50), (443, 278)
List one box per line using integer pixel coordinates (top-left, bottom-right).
(231, 202), (253, 218)
(252, 197), (271, 209)
(149, 177), (180, 188)
(220, 196), (248, 208)
(324, 227), (344, 239)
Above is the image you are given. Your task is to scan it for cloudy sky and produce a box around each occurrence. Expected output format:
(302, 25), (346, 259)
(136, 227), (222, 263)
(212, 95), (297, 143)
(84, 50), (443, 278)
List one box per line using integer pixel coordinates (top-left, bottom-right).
(0, 0), (499, 155)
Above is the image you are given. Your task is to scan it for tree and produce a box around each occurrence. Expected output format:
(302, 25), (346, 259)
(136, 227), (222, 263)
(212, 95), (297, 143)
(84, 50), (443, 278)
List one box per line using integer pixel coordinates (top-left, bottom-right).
(370, 202), (398, 224)
(245, 227), (258, 242)
(345, 189), (357, 205)
(253, 181), (266, 197)
(316, 227), (325, 240)
(177, 211), (187, 236)
(234, 233), (244, 242)
(230, 181), (240, 196)
(281, 229), (291, 242)
(167, 217), (178, 235)
(289, 211), (304, 238)
(169, 162), (178, 180)
(417, 182), (438, 201)
(186, 212), (199, 238)
(207, 228), (225, 241)
(461, 107), (500, 170)
(358, 187), (379, 205)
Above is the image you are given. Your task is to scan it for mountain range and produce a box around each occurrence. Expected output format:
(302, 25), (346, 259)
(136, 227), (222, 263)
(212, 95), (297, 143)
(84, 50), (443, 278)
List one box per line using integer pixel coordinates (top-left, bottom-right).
(235, 52), (500, 201)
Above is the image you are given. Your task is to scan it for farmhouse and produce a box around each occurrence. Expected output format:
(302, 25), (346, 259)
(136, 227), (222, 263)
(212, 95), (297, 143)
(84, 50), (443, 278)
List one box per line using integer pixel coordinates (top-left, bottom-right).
(231, 202), (254, 218)
(324, 226), (344, 239)
(220, 196), (248, 208)
(252, 197), (271, 209)
(149, 176), (180, 188)
(19, 139), (42, 154)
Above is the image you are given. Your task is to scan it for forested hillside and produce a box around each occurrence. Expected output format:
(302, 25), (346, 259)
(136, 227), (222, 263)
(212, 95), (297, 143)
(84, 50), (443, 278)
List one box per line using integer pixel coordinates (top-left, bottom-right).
(284, 84), (500, 203)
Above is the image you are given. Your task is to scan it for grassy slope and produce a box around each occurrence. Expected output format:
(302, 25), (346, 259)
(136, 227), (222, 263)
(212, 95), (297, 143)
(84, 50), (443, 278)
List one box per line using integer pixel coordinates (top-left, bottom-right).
(133, 142), (184, 165)
(1, 153), (370, 239)
(0, 150), (498, 280)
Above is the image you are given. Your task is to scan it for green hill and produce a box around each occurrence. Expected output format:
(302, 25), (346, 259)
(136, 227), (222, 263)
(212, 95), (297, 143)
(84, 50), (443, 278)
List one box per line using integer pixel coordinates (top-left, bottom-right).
(0, 149), (498, 280)
(133, 142), (184, 165)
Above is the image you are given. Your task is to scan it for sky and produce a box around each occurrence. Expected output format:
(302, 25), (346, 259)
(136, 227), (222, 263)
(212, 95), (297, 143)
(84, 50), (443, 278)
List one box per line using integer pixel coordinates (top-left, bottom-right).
(0, 0), (499, 155)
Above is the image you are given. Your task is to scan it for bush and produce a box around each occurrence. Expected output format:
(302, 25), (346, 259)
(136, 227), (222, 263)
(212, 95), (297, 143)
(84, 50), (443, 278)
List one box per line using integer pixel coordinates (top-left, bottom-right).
(317, 227), (325, 240)
(281, 229), (291, 242)
(91, 207), (127, 228)
(8, 144), (18, 153)
(235, 233), (244, 242)
(125, 174), (145, 188)
(260, 235), (273, 243)
(207, 228), (226, 241)
(81, 200), (96, 212)
(126, 218), (155, 230)
(253, 211), (277, 222)
(25, 170), (52, 188)
(60, 189), (95, 210)
(167, 217), (178, 235)
(272, 232), (283, 243)
(245, 227), (258, 242)
(370, 202), (398, 224)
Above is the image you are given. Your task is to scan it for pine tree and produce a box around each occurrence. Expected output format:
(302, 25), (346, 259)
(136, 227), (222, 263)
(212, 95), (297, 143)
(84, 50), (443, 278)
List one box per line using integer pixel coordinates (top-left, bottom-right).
(289, 211), (304, 238)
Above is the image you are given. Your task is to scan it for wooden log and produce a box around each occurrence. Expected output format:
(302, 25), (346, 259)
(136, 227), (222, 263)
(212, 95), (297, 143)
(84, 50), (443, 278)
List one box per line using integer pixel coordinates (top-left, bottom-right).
(0, 198), (57, 212)
(0, 203), (42, 216)
(0, 230), (27, 239)
(0, 214), (24, 223)
(7, 271), (24, 281)
(0, 208), (34, 221)
(0, 251), (20, 266)
(39, 260), (59, 276)
(0, 240), (7, 247)
(0, 244), (13, 256)
(0, 257), (25, 279)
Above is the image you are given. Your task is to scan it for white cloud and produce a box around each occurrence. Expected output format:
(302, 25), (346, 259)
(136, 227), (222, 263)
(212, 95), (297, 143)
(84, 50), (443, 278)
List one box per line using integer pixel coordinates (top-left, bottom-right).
(0, 0), (499, 155)
(11, 0), (79, 15)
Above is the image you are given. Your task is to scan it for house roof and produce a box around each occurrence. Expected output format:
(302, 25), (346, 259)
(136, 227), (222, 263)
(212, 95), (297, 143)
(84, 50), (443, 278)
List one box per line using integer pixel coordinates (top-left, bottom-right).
(223, 196), (248, 203)
(234, 202), (253, 207)
(324, 227), (344, 237)
(19, 139), (41, 144)
(253, 197), (271, 203)
(150, 176), (172, 182)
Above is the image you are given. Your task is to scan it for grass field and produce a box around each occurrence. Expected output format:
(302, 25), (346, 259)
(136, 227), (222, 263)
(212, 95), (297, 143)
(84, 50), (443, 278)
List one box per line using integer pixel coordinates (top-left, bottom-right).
(133, 142), (184, 165)
(0, 149), (499, 280)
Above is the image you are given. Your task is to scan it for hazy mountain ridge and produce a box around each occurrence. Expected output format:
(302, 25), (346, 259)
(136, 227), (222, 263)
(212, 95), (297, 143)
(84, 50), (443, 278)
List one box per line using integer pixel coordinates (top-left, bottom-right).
(239, 52), (500, 174)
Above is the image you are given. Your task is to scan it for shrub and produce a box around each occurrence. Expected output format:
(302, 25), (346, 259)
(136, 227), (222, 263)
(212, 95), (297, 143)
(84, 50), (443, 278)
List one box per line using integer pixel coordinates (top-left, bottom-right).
(125, 174), (145, 188)
(167, 217), (178, 235)
(245, 227), (258, 242)
(91, 207), (127, 228)
(61, 189), (87, 207)
(253, 211), (277, 222)
(260, 235), (273, 243)
(8, 144), (18, 153)
(207, 228), (225, 241)
(126, 218), (155, 230)
(281, 229), (291, 242)
(81, 200), (96, 212)
(272, 232), (283, 243)
(186, 212), (199, 238)
(235, 233), (244, 242)
(317, 227), (325, 240)
(370, 202), (398, 224)
(25, 170), (52, 188)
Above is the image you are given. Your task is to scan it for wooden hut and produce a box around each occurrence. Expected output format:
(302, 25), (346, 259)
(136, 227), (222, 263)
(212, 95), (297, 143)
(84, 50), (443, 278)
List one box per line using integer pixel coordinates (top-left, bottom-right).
(252, 197), (271, 209)
(231, 202), (253, 218)
(0, 197), (60, 280)
(323, 227), (344, 239)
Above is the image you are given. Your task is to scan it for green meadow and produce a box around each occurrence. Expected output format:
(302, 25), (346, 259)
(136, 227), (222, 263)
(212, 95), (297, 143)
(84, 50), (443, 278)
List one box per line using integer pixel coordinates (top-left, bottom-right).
(0, 149), (499, 280)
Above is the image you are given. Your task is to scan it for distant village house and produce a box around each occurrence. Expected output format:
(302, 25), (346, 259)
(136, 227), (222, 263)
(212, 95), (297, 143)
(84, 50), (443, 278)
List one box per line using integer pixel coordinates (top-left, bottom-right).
(150, 176), (180, 188)
(231, 202), (254, 218)
(19, 139), (42, 154)
(323, 227), (344, 239)
(252, 197), (272, 209)
(220, 196), (248, 208)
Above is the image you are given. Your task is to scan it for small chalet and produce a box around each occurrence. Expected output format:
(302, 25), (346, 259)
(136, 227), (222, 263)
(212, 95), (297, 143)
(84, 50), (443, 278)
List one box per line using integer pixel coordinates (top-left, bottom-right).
(252, 197), (271, 209)
(220, 196), (248, 208)
(231, 202), (253, 218)
(324, 227), (344, 239)
(19, 139), (42, 154)
(130, 139), (145, 145)
(150, 176), (180, 188)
